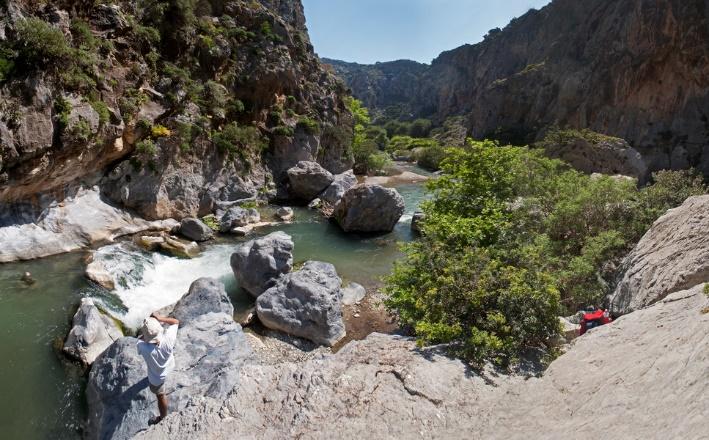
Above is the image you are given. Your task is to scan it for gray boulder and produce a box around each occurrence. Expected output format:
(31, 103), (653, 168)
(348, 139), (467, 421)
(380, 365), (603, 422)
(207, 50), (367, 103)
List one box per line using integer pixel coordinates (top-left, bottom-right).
(171, 278), (234, 323)
(256, 261), (345, 346)
(63, 298), (123, 366)
(86, 277), (251, 440)
(230, 232), (294, 297)
(287, 161), (334, 201)
(179, 218), (214, 242)
(319, 170), (357, 206)
(334, 184), (405, 233)
(608, 195), (709, 316)
(275, 206), (294, 222)
(219, 207), (260, 232)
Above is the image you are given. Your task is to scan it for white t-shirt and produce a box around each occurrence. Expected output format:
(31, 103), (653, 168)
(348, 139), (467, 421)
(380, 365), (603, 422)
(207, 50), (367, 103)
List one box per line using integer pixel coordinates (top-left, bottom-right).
(137, 324), (178, 386)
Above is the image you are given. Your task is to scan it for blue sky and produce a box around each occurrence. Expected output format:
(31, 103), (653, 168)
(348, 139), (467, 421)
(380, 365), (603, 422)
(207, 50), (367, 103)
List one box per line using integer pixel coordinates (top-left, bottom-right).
(302, 0), (552, 64)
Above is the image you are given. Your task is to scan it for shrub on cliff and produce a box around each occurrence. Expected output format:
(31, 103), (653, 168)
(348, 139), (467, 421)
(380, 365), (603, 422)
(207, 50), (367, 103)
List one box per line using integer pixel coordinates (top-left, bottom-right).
(385, 140), (707, 366)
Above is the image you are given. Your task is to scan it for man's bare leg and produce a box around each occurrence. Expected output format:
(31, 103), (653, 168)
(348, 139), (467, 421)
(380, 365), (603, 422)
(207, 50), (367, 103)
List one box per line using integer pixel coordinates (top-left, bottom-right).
(157, 394), (168, 420)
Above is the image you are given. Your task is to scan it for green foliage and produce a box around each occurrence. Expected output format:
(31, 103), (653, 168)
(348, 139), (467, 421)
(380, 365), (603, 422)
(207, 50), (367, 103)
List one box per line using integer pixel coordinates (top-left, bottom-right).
(296, 116), (320, 135)
(213, 122), (266, 160)
(66, 119), (93, 144)
(272, 125), (294, 137)
(151, 124), (171, 138)
(54, 97), (72, 131)
(538, 127), (624, 148)
(0, 49), (15, 82)
(15, 18), (72, 67)
(386, 140), (708, 366)
(135, 139), (158, 157)
(416, 144), (446, 170)
(260, 21), (282, 43)
(409, 118), (433, 138)
(176, 121), (195, 152)
(365, 125), (389, 150)
(366, 151), (393, 175)
(118, 89), (147, 122)
(201, 214), (219, 231)
(704, 284), (709, 296)
(89, 99), (110, 126)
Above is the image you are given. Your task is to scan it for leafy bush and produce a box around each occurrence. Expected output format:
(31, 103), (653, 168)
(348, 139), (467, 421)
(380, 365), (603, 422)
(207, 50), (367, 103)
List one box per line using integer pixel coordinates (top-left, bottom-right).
(296, 116), (320, 135)
(151, 125), (171, 138)
(135, 139), (158, 157)
(176, 122), (195, 152)
(386, 140), (707, 366)
(409, 118), (433, 138)
(213, 122), (267, 157)
(272, 125), (294, 137)
(89, 99), (110, 126)
(15, 18), (72, 67)
(366, 151), (393, 175)
(416, 144), (446, 170)
(65, 119), (93, 144)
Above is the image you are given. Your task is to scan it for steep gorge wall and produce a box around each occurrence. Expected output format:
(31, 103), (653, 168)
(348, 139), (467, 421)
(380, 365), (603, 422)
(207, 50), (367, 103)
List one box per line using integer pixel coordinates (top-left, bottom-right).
(0, 0), (353, 220)
(329, 0), (709, 175)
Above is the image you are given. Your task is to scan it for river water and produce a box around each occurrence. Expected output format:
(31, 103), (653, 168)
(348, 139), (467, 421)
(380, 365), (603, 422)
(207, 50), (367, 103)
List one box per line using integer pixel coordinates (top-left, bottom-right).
(0, 171), (429, 439)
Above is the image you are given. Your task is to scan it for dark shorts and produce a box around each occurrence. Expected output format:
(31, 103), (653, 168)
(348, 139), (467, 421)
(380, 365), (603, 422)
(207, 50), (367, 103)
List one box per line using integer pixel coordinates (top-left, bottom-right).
(149, 381), (166, 395)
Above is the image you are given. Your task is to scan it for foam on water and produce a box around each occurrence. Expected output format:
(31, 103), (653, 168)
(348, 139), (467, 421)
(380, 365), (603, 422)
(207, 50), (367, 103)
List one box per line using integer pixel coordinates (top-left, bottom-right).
(94, 243), (237, 328)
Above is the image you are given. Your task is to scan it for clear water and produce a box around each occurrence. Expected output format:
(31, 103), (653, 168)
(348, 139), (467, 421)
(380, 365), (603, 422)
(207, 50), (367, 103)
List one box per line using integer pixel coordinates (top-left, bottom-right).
(0, 168), (429, 439)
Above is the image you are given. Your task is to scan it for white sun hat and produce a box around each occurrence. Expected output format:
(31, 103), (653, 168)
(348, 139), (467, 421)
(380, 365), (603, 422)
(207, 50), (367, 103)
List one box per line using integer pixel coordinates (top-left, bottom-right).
(140, 317), (164, 344)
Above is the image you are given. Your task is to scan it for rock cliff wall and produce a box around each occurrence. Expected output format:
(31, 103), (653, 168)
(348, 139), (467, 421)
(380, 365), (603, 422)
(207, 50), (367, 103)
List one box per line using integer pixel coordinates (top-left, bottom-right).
(0, 0), (353, 220)
(329, 0), (709, 175)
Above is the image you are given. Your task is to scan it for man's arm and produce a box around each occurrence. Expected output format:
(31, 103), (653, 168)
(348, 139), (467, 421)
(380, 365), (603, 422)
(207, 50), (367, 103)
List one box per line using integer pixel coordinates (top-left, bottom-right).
(151, 312), (180, 326)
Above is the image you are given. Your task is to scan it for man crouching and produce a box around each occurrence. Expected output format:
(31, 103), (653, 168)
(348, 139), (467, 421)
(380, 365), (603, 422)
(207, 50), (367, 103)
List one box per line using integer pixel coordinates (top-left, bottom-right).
(137, 312), (180, 425)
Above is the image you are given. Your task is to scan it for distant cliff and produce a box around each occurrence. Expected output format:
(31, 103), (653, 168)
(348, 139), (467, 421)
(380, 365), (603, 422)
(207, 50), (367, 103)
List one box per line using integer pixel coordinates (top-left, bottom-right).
(327, 0), (709, 175)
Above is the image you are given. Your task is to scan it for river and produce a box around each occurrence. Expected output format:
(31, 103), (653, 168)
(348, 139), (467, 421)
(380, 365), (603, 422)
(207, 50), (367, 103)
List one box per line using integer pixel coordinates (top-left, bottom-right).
(0, 169), (429, 439)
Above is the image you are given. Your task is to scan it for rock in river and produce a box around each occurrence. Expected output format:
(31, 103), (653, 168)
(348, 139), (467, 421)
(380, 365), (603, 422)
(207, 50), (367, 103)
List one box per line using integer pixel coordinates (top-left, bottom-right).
(63, 298), (122, 366)
(287, 161), (334, 201)
(334, 184), (405, 233)
(230, 231), (294, 297)
(318, 170), (357, 206)
(178, 218), (214, 242)
(256, 261), (346, 346)
(219, 206), (261, 232)
(86, 277), (251, 440)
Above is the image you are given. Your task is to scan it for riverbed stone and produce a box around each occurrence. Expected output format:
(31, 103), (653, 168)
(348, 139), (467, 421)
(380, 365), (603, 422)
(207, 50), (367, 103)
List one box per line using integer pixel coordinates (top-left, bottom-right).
(179, 218), (214, 242)
(256, 261), (345, 346)
(287, 161), (334, 201)
(219, 206), (261, 232)
(230, 231), (294, 297)
(85, 260), (116, 290)
(63, 298), (122, 366)
(85, 277), (251, 440)
(342, 282), (366, 305)
(318, 170), (357, 206)
(334, 184), (406, 233)
(275, 206), (294, 222)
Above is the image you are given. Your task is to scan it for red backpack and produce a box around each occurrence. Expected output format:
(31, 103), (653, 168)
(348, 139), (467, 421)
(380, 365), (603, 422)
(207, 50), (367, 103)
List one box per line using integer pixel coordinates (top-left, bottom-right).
(579, 309), (612, 335)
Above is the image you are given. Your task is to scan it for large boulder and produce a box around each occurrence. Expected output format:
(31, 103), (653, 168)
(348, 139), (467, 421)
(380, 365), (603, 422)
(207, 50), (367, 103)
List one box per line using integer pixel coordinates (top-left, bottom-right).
(179, 218), (214, 242)
(230, 232), (294, 297)
(287, 161), (335, 201)
(256, 261), (346, 346)
(334, 184), (405, 233)
(540, 131), (648, 180)
(63, 298), (123, 366)
(219, 207), (261, 232)
(608, 195), (709, 316)
(318, 170), (357, 206)
(85, 260), (116, 290)
(86, 278), (251, 440)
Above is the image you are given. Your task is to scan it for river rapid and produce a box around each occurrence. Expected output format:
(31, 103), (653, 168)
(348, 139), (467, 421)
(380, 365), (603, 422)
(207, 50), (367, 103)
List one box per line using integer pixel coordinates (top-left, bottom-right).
(0, 169), (429, 439)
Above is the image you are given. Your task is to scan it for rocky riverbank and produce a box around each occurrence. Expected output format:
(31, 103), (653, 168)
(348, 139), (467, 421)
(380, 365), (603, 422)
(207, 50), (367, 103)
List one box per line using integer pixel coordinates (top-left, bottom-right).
(75, 194), (709, 439)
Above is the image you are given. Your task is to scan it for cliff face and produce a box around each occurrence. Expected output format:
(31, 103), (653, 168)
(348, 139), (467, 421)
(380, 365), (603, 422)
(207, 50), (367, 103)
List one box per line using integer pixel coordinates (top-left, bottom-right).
(0, 0), (353, 219)
(330, 0), (709, 175)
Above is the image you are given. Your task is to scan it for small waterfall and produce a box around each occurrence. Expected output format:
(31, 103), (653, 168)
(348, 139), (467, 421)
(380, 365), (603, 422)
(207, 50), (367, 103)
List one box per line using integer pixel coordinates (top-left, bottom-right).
(91, 242), (239, 329)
